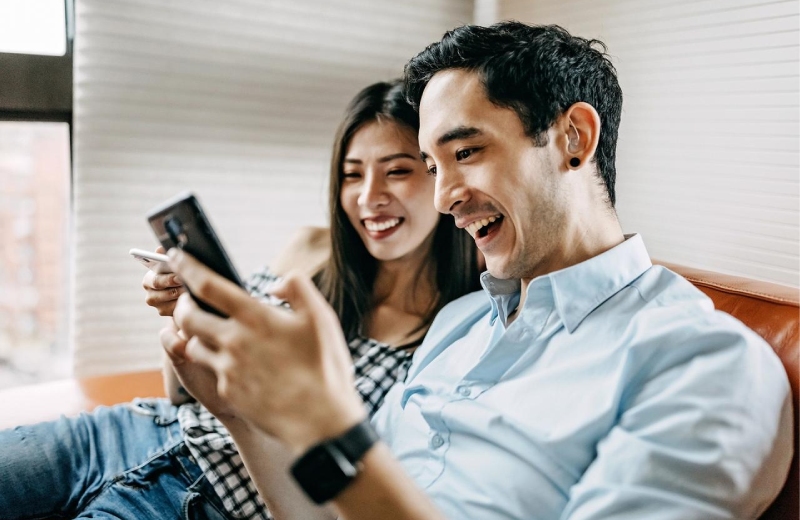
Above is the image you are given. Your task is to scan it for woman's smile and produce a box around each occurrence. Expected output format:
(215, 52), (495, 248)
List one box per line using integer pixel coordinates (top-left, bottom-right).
(362, 216), (405, 239)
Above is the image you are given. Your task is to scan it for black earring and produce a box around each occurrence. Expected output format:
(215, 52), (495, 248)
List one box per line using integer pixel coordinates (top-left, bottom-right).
(569, 157), (581, 168)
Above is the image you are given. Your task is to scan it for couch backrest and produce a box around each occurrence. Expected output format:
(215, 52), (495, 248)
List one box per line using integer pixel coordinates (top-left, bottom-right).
(660, 262), (799, 519)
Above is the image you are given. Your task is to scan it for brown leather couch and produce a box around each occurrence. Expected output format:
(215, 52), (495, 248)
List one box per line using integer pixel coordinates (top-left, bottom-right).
(1, 262), (797, 517)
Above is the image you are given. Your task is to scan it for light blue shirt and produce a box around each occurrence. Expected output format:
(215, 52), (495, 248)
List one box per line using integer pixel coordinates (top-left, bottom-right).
(372, 234), (792, 519)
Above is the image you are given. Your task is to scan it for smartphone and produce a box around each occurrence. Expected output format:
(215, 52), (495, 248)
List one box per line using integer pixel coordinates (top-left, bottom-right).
(146, 192), (245, 317)
(129, 248), (171, 274)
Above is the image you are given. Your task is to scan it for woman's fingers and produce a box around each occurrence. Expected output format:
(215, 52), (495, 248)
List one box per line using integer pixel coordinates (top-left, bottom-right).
(144, 271), (182, 290)
(145, 286), (185, 304)
(142, 268), (183, 317)
(143, 272), (185, 315)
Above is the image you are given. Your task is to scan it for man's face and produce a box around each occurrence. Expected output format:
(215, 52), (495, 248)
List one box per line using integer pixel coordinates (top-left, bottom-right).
(418, 69), (568, 281)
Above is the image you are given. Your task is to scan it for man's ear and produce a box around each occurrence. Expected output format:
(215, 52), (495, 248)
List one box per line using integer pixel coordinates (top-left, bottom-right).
(560, 102), (601, 171)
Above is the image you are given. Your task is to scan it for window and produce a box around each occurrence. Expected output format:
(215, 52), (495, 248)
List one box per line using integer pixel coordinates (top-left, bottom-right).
(0, 0), (67, 56)
(0, 1), (73, 390)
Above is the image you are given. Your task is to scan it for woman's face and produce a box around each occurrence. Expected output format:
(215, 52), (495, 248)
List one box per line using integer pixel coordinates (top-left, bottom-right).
(340, 120), (440, 263)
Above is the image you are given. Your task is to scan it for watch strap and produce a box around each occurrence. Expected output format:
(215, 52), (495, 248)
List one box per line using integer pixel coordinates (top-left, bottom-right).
(290, 417), (379, 504)
(333, 416), (380, 464)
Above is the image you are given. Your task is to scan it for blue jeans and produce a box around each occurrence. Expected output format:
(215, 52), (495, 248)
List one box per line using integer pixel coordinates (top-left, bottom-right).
(0, 398), (231, 520)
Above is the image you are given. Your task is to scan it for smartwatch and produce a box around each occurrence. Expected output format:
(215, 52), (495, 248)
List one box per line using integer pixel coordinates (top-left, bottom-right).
(290, 417), (379, 504)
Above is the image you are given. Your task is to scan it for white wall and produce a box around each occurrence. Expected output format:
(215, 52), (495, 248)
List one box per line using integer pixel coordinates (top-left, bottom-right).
(72, 0), (473, 376)
(477, 0), (800, 287)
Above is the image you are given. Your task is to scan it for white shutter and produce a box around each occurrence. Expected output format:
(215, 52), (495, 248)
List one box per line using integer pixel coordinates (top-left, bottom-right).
(479, 0), (799, 287)
(72, 0), (472, 376)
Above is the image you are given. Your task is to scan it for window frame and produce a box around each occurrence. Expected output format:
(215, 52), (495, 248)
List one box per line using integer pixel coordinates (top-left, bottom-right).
(0, 0), (75, 387)
(0, 0), (73, 125)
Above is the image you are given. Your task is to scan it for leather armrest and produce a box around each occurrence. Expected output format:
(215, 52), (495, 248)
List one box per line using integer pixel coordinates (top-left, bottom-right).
(0, 370), (165, 430)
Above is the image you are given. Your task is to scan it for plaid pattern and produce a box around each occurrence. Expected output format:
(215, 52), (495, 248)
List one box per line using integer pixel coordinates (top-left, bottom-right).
(178, 267), (413, 519)
(178, 404), (267, 517)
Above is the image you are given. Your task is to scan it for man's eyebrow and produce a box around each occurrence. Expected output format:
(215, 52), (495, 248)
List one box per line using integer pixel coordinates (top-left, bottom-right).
(437, 126), (483, 147)
(420, 126), (483, 162)
(343, 152), (419, 165)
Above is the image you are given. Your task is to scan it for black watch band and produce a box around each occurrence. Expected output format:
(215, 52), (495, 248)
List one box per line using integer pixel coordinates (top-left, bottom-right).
(290, 417), (379, 504)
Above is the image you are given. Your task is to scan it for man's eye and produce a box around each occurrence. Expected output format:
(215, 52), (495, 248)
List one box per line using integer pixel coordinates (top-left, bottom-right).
(426, 165), (437, 176)
(456, 148), (475, 161)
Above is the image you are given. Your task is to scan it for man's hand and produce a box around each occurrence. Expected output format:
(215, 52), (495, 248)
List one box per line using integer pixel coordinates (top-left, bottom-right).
(160, 318), (237, 419)
(143, 247), (186, 316)
(168, 248), (367, 455)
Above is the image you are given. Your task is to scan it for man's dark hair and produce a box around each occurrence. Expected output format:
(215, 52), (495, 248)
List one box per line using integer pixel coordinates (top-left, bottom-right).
(404, 22), (623, 207)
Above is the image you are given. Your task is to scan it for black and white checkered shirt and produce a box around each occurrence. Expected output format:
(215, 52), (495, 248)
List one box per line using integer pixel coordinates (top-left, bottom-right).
(177, 267), (413, 519)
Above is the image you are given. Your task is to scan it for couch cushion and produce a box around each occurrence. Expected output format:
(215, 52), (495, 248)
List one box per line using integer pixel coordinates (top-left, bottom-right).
(660, 262), (798, 520)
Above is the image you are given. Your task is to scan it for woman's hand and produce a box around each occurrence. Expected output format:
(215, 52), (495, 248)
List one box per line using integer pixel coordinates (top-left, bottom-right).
(142, 247), (185, 316)
(168, 249), (366, 455)
(160, 318), (237, 419)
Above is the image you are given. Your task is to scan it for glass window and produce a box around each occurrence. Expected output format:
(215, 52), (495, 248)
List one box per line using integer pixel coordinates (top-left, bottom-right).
(0, 122), (71, 389)
(0, 0), (67, 56)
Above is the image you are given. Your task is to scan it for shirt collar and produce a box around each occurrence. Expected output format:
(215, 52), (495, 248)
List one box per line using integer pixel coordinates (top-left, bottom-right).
(479, 234), (652, 332)
(479, 272), (520, 326)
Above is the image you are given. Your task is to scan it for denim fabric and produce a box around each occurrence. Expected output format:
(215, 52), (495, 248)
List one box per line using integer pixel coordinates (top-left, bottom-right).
(0, 398), (231, 520)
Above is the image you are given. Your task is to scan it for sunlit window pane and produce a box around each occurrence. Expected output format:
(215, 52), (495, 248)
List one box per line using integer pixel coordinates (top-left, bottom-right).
(0, 0), (67, 56)
(0, 122), (71, 389)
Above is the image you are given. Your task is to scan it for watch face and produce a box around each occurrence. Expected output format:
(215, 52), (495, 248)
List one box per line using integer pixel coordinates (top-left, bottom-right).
(290, 418), (379, 504)
(292, 444), (356, 503)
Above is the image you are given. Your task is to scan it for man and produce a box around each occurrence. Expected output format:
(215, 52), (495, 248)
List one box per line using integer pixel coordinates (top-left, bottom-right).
(165, 22), (792, 519)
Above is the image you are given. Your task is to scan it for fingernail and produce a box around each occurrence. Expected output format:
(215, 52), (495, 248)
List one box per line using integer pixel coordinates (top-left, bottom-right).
(171, 275), (181, 285)
(167, 248), (180, 260)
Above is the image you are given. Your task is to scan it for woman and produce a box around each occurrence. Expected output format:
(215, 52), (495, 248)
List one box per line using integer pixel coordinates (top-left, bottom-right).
(0, 80), (480, 520)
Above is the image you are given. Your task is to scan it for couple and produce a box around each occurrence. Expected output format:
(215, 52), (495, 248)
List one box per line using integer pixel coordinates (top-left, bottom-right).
(0, 22), (792, 520)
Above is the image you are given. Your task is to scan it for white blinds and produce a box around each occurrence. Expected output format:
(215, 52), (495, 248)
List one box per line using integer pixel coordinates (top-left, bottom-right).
(72, 0), (472, 376)
(72, 0), (799, 376)
(481, 0), (799, 287)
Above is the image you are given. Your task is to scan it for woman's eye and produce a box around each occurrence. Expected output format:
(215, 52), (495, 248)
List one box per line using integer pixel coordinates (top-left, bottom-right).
(387, 169), (412, 176)
(456, 148), (475, 161)
(342, 172), (361, 180)
(426, 165), (437, 176)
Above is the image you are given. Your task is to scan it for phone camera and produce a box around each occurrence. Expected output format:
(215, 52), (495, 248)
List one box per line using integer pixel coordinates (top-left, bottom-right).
(165, 216), (188, 246)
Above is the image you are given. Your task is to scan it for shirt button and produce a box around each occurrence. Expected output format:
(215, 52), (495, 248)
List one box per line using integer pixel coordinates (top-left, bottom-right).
(431, 434), (445, 449)
(457, 385), (471, 397)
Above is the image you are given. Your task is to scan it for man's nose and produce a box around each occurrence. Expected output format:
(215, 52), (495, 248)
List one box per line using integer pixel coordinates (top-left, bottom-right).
(434, 167), (468, 214)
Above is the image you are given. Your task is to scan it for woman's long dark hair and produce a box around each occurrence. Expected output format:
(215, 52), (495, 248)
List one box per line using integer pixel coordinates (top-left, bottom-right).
(313, 80), (481, 343)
